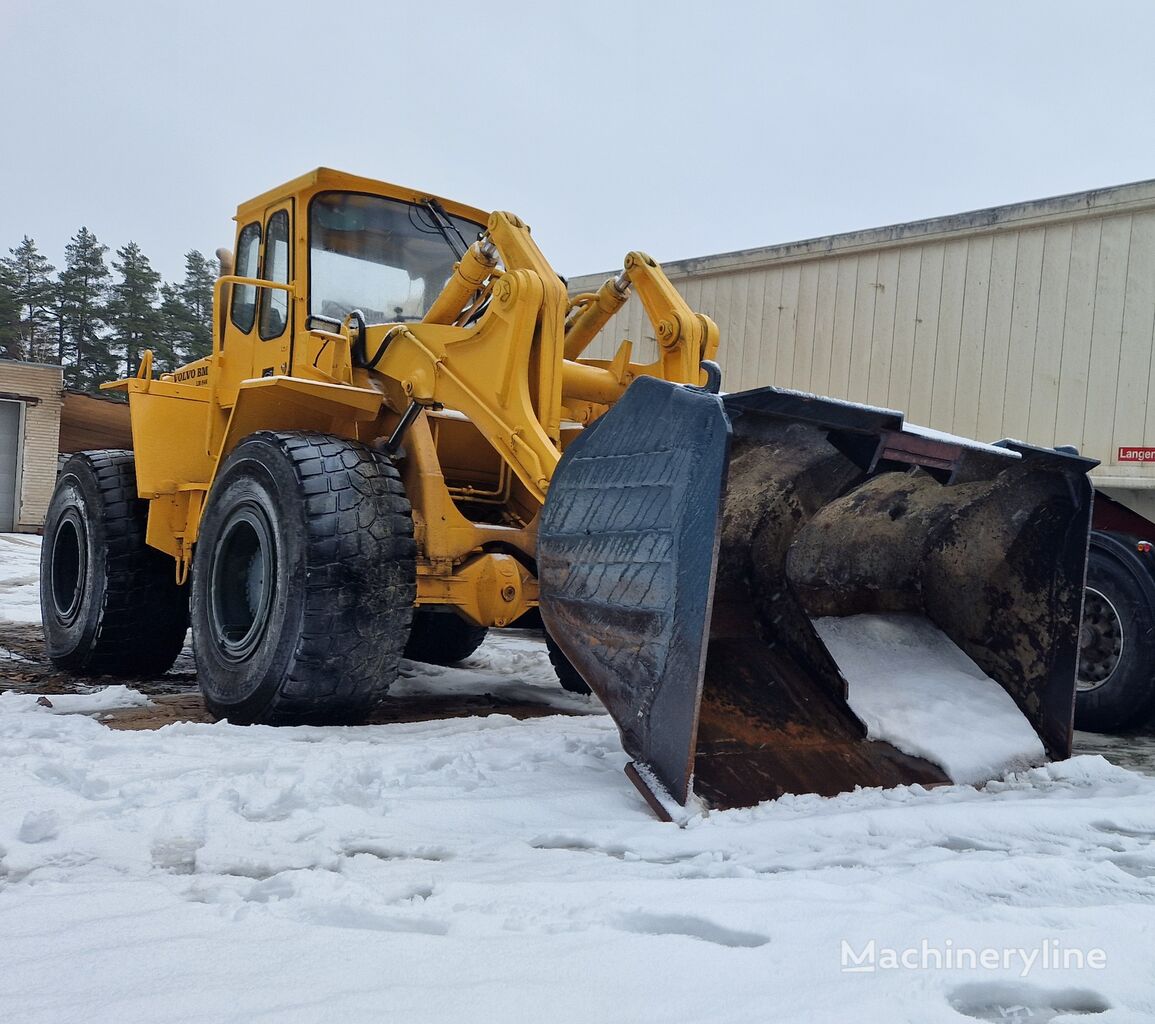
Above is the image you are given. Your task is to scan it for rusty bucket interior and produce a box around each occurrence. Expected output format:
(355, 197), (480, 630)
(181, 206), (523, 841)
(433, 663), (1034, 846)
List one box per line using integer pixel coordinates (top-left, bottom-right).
(538, 376), (1097, 815)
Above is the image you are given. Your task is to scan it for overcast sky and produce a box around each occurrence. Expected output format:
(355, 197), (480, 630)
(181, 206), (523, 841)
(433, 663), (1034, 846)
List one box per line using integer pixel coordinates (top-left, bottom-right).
(3, 0), (1154, 283)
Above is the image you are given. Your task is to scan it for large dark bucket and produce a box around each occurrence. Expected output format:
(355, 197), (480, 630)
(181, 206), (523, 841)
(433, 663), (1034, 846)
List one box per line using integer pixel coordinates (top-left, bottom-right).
(537, 376), (1096, 815)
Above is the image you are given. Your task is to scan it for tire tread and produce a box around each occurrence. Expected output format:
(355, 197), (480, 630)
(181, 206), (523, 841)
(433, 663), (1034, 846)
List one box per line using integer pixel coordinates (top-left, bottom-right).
(201, 431), (415, 725)
(46, 450), (188, 676)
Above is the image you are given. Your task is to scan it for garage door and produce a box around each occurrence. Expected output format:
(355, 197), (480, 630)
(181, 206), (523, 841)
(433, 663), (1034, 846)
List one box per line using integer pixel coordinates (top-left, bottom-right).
(0, 399), (22, 532)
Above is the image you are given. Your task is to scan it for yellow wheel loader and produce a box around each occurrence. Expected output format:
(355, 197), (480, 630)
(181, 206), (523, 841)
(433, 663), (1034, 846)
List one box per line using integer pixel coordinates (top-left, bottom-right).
(39, 169), (1097, 815)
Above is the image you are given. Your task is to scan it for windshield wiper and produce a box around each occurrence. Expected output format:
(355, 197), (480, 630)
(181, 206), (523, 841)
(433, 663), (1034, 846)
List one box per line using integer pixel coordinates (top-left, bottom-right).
(418, 198), (470, 260)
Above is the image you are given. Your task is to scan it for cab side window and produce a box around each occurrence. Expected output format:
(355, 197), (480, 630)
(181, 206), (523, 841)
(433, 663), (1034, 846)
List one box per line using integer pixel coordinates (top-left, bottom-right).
(230, 222), (261, 333)
(259, 210), (290, 340)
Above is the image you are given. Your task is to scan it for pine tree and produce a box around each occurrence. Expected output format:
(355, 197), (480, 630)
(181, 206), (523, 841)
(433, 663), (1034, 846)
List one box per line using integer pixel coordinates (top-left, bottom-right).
(0, 260), (22, 361)
(177, 250), (217, 364)
(58, 227), (112, 391)
(181, 250), (217, 360)
(107, 241), (161, 379)
(154, 250), (217, 372)
(155, 283), (187, 373)
(1, 237), (56, 362)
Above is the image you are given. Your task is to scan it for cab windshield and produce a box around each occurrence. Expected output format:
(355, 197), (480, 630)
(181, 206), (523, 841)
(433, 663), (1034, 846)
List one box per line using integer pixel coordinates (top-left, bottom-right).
(309, 191), (486, 325)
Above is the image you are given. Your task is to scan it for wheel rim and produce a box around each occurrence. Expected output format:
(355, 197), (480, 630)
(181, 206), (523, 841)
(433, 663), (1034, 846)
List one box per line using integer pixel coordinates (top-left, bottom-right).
(1077, 586), (1124, 692)
(208, 505), (276, 662)
(50, 512), (87, 624)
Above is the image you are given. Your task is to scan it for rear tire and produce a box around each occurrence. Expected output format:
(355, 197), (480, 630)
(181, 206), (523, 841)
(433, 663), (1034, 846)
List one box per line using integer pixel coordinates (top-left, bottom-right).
(403, 609), (487, 665)
(1075, 533), (1155, 732)
(191, 432), (415, 725)
(546, 633), (592, 695)
(40, 450), (189, 676)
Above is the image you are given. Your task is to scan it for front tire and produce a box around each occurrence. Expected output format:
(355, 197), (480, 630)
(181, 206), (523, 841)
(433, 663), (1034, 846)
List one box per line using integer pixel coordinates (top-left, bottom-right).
(40, 450), (189, 676)
(1075, 533), (1155, 732)
(191, 432), (415, 725)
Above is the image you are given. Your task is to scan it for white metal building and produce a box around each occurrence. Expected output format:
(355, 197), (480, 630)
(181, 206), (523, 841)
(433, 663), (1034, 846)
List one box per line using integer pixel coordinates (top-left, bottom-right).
(569, 179), (1155, 513)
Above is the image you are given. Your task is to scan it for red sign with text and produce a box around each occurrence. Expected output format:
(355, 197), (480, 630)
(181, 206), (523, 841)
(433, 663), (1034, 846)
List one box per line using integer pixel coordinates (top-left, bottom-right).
(1118, 447), (1155, 462)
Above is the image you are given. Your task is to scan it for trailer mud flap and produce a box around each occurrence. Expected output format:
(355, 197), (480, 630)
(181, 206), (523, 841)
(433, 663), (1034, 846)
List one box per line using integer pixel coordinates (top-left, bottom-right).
(538, 376), (1097, 814)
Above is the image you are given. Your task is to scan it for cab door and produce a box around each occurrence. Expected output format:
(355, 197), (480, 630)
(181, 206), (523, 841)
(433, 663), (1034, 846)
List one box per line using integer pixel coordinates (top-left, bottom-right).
(215, 217), (262, 407)
(254, 201), (293, 378)
(217, 202), (294, 406)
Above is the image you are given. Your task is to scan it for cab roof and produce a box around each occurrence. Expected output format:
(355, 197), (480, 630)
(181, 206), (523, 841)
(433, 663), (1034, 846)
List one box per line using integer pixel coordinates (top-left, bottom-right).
(235, 168), (491, 228)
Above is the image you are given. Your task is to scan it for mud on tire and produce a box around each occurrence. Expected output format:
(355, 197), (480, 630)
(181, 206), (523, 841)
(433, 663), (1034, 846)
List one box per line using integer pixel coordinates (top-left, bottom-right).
(191, 431), (416, 725)
(41, 450), (189, 676)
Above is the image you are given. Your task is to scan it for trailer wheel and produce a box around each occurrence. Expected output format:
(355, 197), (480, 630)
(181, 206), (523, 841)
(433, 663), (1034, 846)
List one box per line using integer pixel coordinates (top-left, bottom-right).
(191, 432), (415, 725)
(403, 609), (487, 665)
(546, 633), (592, 695)
(40, 451), (189, 676)
(1075, 533), (1155, 732)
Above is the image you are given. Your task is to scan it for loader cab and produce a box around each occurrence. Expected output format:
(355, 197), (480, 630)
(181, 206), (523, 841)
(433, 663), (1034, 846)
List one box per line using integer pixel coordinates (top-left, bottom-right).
(214, 168), (489, 405)
(209, 169), (531, 535)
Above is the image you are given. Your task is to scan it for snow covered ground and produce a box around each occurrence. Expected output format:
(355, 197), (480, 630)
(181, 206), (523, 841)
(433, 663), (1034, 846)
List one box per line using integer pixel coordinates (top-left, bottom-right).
(0, 533), (43, 623)
(3, 535), (1155, 1022)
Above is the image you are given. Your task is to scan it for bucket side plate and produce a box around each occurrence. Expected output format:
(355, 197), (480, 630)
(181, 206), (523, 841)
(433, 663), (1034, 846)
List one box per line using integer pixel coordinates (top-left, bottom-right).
(537, 377), (730, 804)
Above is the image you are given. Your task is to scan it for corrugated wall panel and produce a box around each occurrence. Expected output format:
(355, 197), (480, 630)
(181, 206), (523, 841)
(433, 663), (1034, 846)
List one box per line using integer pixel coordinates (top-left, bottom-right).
(829, 258), (859, 400)
(930, 240), (969, 428)
(740, 268), (767, 389)
(1054, 220), (1104, 448)
(973, 232), (1018, 442)
(1081, 215), (1131, 462)
(1001, 227), (1045, 441)
(721, 273), (743, 373)
(908, 243), (945, 424)
(774, 265), (802, 385)
(759, 269), (785, 390)
(866, 249), (900, 408)
(885, 247), (922, 412)
(792, 261), (820, 395)
(727, 271), (749, 389)
(846, 253), (878, 404)
(1025, 223), (1073, 445)
(810, 261), (839, 396)
(1121, 216), (1155, 456)
(953, 235), (994, 440)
